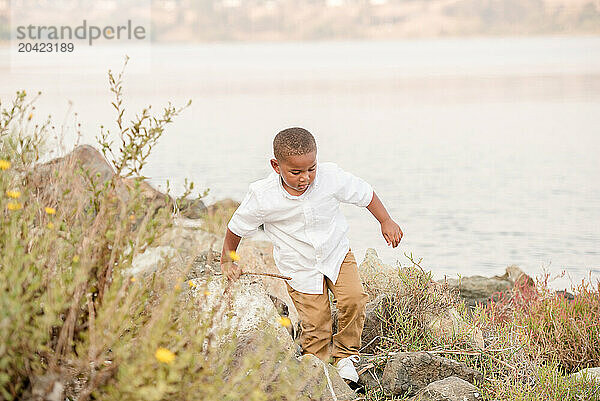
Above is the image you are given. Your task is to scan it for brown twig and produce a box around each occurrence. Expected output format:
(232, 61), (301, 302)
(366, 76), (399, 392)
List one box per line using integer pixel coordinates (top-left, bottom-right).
(242, 271), (292, 280)
(425, 348), (518, 371)
(216, 271), (292, 280)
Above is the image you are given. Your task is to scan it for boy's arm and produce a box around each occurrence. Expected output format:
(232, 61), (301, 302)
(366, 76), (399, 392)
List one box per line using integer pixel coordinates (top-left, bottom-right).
(366, 191), (403, 248)
(221, 228), (243, 281)
(221, 188), (264, 281)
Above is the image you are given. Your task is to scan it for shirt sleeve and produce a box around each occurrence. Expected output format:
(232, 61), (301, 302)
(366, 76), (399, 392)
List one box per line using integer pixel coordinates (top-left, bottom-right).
(227, 188), (264, 237)
(332, 164), (374, 207)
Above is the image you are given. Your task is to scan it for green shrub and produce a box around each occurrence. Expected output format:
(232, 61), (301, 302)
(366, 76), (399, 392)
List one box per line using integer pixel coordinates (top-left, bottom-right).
(480, 276), (600, 373)
(368, 254), (470, 353)
(470, 275), (600, 400)
(0, 61), (316, 400)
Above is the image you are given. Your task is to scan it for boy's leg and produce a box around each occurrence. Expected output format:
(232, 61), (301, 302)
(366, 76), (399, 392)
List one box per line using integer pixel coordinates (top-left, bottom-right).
(325, 249), (369, 362)
(285, 278), (333, 362)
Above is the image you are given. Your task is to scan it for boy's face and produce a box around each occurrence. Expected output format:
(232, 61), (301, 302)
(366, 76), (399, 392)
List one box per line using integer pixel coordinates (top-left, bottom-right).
(270, 150), (317, 196)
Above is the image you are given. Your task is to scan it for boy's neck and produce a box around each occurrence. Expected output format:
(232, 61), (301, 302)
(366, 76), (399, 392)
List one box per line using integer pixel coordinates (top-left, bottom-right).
(280, 176), (306, 197)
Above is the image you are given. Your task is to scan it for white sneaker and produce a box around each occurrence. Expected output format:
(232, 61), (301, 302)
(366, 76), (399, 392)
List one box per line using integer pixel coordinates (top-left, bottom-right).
(335, 355), (360, 383)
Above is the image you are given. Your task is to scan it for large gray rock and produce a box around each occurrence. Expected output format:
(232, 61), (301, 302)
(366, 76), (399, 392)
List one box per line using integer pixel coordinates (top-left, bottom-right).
(410, 376), (482, 401)
(359, 294), (388, 354)
(27, 144), (115, 205)
(441, 265), (533, 307)
(27, 144), (173, 217)
(184, 273), (355, 400)
(186, 275), (297, 373)
(359, 248), (403, 298)
(117, 176), (172, 215)
(238, 240), (300, 335)
(382, 352), (483, 396)
(127, 223), (220, 282)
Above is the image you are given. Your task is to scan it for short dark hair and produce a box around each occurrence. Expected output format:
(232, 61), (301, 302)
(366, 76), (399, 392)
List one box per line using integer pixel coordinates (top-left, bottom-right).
(273, 127), (317, 161)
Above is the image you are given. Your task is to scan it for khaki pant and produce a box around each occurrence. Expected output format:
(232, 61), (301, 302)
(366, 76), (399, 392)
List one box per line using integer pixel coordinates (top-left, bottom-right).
(285, 249), (369, 363)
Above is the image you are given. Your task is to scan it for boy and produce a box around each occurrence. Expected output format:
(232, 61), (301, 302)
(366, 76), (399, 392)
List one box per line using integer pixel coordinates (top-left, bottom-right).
(221, 127), (402, 383)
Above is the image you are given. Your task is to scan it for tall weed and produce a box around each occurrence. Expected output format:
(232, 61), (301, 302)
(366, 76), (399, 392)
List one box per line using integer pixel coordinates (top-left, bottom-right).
(0, 60), (315, 400)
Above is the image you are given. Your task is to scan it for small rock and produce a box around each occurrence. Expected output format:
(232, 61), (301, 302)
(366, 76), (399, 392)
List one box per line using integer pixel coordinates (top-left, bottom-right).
(426, 307), (485, 350)
(442, 276), (511, 307)
(358, 293), (388, 354)
(178, 197), (207, 219)
(502, 265), (534, 287)
(571, 367), (600, 383)
(410, 376), (482, 401)
(30, 373), (64, 401)
(382, 352), (483, 396)
(298, 354), (358, 401)
(442, 265), (533, 307)
(555, 290), (575, 301)
(207, 198), (240, 217)
(356, 355), (387, 392)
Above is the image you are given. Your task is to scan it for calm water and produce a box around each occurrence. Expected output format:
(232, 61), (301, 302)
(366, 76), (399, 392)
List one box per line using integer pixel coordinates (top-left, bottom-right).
(1, 37), (599, 288)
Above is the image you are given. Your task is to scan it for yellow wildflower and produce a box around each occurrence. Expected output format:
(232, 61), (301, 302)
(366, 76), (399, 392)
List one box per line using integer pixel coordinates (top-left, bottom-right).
(188, 281), (196, 288)
(155, 347), (175, 364)
(174, 284), (181, 291)
(229, 250), (240, 262)
(204, 291), (211, 296)
(6, 190), (21, 198)
(72, 255), (80, 263)
(130, 277), (136, 282)
(47, 222), (54, 229)
(7, 202), (22, 211)
(45, 207), (56, 215)
(129, 214), (136, 221)
(278, 317), (292, 328)
(28, 113), (33, 121)
(0, 160), (10, 170)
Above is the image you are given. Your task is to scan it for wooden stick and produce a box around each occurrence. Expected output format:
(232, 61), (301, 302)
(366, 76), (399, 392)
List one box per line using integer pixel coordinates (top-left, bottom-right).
(242, 272), (292, 280)
(216, 271), (293, 280)
(242, 271), (292, 280)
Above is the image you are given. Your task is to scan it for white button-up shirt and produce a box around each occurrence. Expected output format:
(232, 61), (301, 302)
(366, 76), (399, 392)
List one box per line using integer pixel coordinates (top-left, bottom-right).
(228, 162), (374, 294)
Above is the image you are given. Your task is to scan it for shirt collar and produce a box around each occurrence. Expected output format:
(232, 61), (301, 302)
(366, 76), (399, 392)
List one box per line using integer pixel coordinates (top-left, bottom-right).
(273, 162), (320, 200)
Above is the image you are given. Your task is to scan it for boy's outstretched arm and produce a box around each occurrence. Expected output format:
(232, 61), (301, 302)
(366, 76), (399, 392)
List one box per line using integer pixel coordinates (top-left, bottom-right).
(220, 228), (243, 281)
(366, 191), (403, 248)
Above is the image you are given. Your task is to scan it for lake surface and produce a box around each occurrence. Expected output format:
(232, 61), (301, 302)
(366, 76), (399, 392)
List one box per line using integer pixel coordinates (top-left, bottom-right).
(1, 37), (599, 289)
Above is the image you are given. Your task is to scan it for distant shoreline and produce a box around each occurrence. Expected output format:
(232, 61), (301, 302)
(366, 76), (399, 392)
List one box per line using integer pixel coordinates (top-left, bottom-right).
(2, 32), (600, 48)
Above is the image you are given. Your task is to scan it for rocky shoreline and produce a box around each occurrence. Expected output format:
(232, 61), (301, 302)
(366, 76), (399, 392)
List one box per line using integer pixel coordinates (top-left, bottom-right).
(25, 144), (597, 400)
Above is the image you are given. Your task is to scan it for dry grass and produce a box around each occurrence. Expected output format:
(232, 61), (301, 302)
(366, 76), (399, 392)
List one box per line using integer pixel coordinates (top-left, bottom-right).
(200, 199), (239, 235)
(0, 66), (321, 400)
(359, 254), (600, 401)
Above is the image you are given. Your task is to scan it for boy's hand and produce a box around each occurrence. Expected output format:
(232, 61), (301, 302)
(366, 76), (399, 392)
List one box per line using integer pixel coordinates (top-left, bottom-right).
(221, 260), (242, 281)
(381, 218), (403, 248)
(366, 192), (403, 248)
